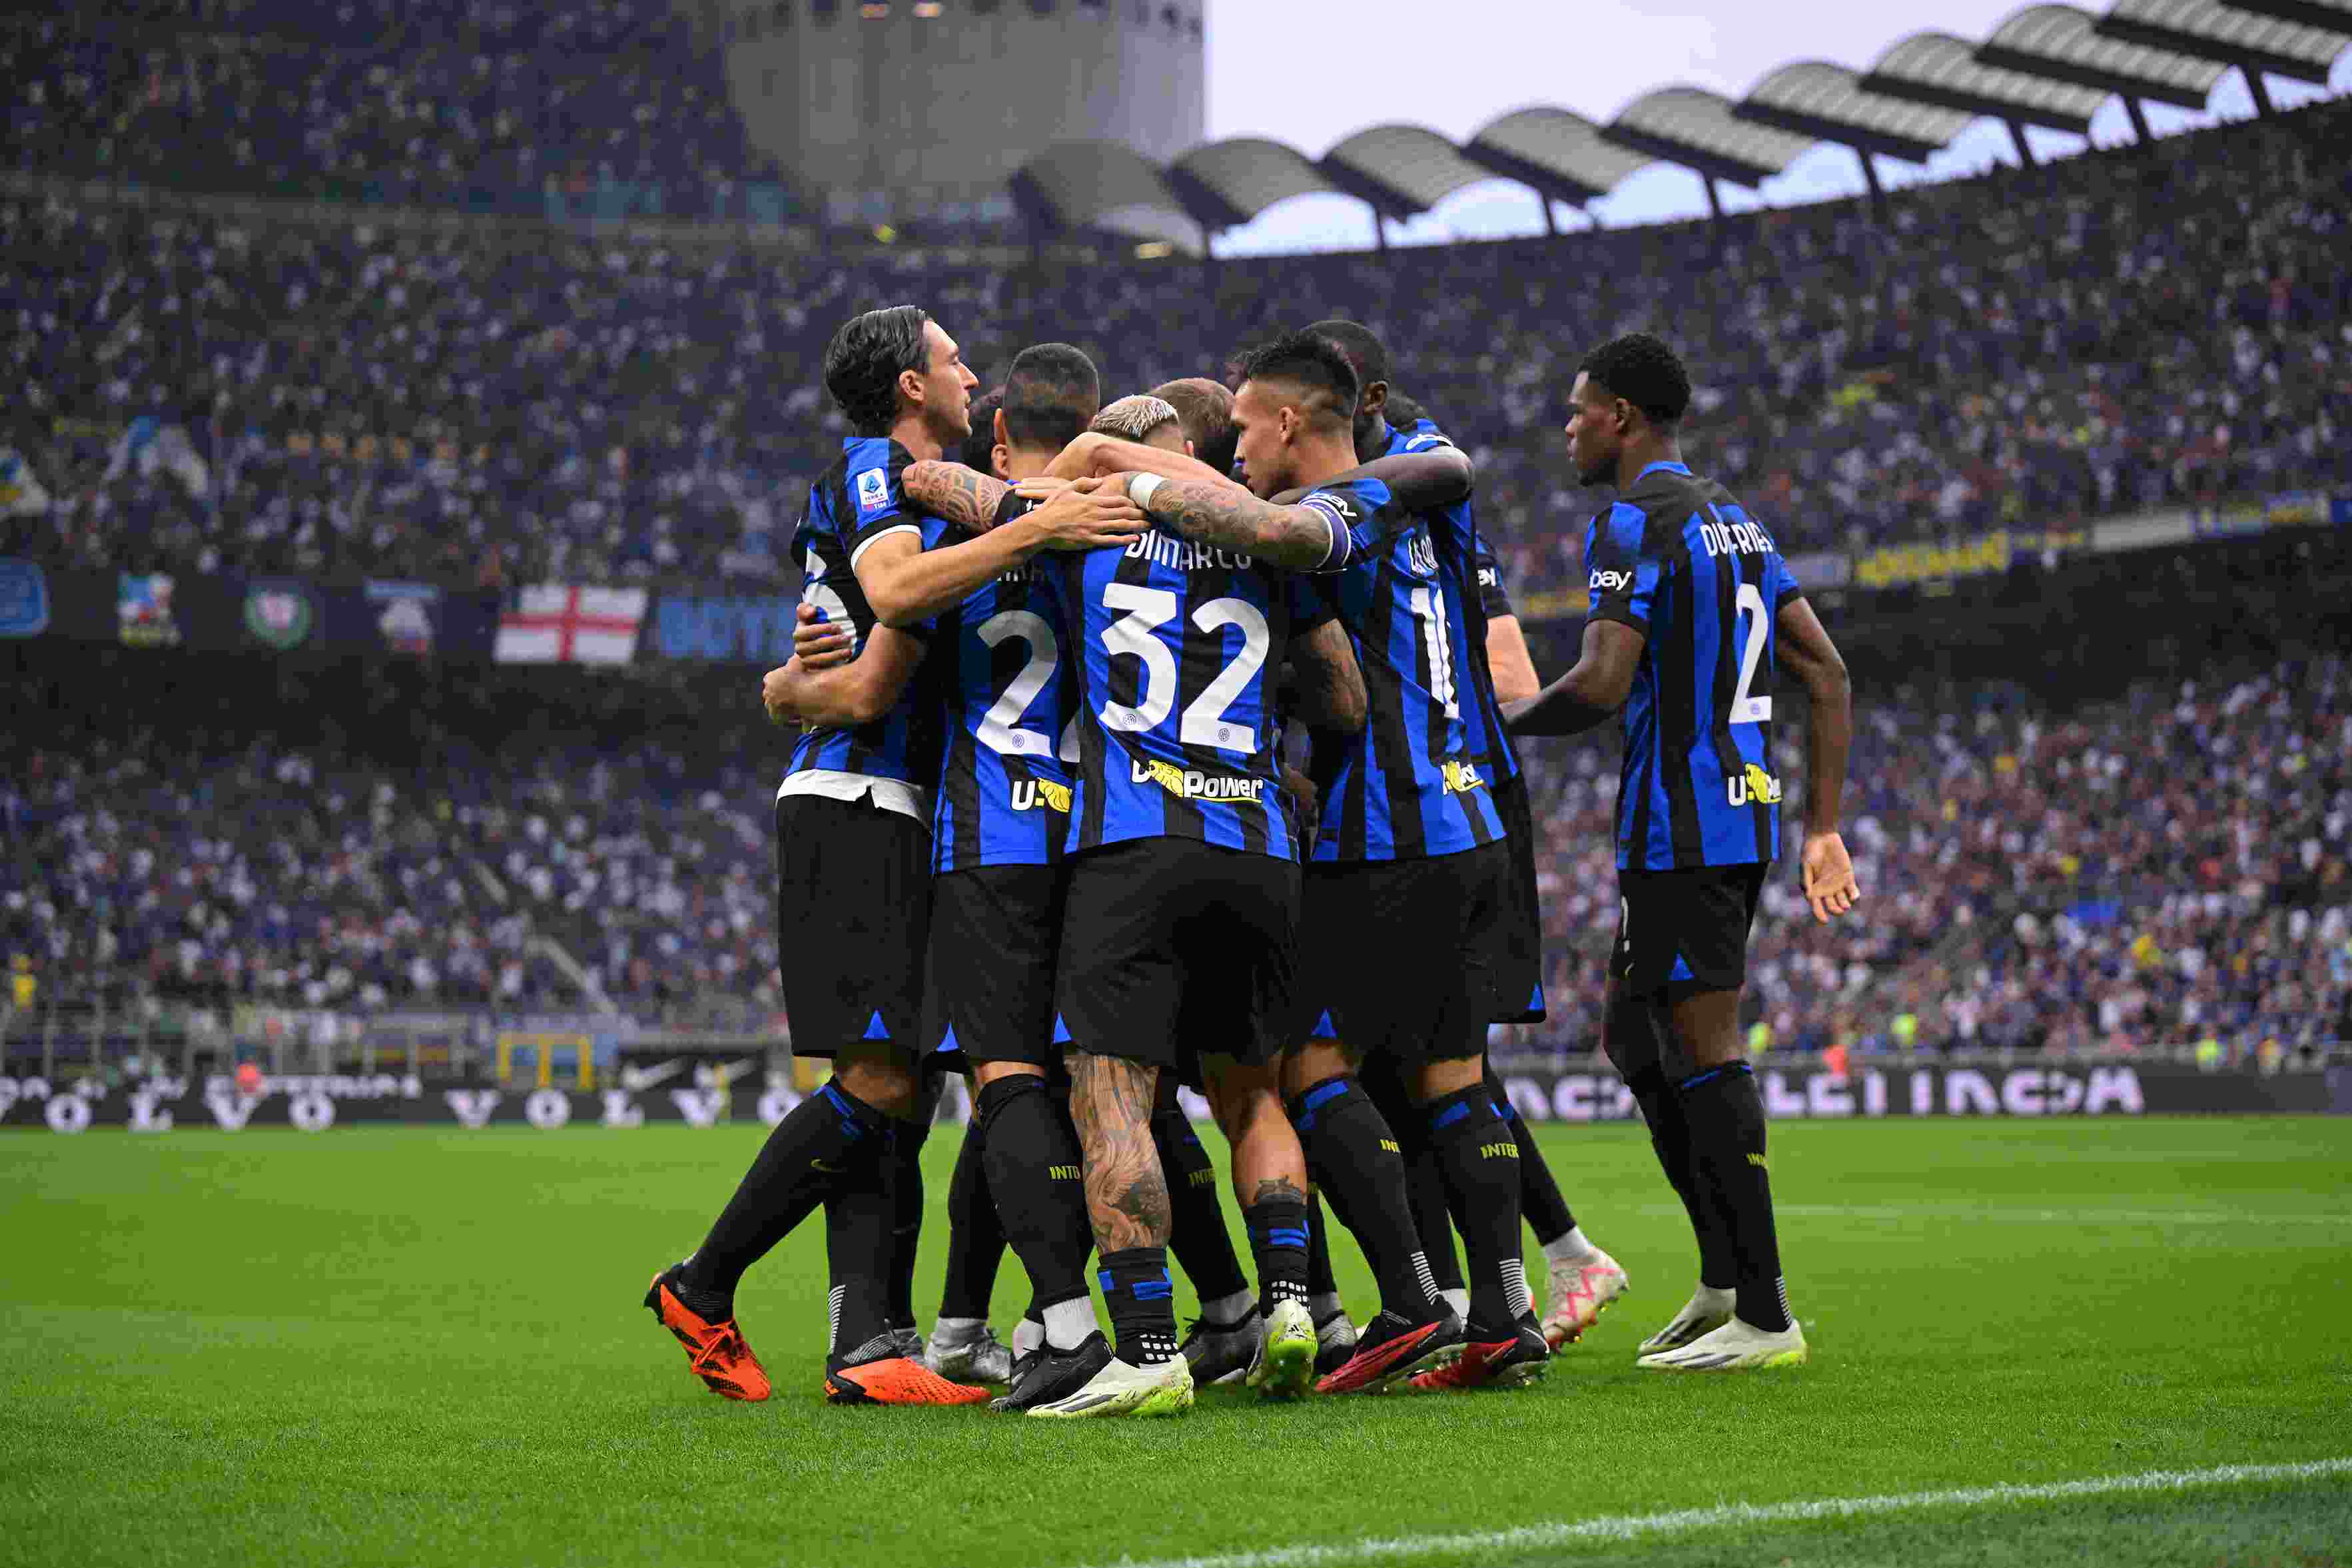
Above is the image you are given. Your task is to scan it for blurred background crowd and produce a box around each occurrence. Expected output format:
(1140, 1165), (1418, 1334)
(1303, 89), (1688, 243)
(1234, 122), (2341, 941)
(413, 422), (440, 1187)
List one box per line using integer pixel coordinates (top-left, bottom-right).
(3, 24), (2347, 597)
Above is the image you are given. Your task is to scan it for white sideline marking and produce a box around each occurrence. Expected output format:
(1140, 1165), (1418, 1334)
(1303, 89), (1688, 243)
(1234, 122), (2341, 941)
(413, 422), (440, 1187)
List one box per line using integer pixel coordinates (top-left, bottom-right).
(1630, 1201), (2352, 1228)
(1090, 1457), (2352, 1568)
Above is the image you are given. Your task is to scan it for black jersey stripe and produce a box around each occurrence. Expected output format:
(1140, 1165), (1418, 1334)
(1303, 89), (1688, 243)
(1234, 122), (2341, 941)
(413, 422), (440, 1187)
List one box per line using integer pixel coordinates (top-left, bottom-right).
(1653, 506), (1705, 869)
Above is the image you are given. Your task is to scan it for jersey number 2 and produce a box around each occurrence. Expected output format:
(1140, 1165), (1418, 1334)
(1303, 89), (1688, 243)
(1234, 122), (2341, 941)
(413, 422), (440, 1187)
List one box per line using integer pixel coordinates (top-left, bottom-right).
(1730, 582), (1772, 725)
(1098, 583), (1268, 753)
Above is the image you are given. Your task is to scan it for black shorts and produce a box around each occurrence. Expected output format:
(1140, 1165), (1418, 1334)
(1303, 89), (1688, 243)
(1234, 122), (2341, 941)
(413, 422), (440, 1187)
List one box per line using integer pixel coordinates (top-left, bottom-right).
(774, 792), (932, 1060)
(925, 862), (1065, 1070)
(1485, 769), (1547, 1024)
(1055, 838), (1298, 1078)
(1296, 839), (1511, 1064)
(1614, 863), (1767, 1002)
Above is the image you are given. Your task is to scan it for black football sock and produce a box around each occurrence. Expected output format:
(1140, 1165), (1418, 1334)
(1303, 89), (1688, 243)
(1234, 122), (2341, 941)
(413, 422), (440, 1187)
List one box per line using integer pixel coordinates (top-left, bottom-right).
(1151, 1105), (1252, 1312)
(1423, 1082), (1530, 1330)
(1370, 1065), (1465, 1297)
(1677, 1062), (1792, 1333)
(1288, 1075), (1440, 1321)
(1487, 1063), (1575, 1244)
(679, 1078), (893, 1316)
(1099, 1247), (1180, 1366)
(938, 1115), (1006, 1323)
(976, 1075), (1096, 1345)
(885, 1114), (929, 1332)
(1242, 1193), (1312, 1315)
(1405, 1148), (1464, 1297)
(1627, 1065), (1736, 1290)
(825, 1149), (900, 1359)
(1306, 1196), (1339, 1312)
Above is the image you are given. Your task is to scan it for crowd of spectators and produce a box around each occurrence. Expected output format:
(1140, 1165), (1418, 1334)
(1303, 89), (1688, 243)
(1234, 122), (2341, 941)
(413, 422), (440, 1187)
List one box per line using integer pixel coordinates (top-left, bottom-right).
(5, 644), (2345, 1060)
(1501, 649), (2351, 1061)
(5, 5), (773, 211)
(5, 81), (2349, 597)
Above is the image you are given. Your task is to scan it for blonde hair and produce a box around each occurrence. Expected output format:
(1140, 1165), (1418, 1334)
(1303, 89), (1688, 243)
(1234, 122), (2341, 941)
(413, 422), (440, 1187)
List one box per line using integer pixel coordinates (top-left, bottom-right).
(1090, 394), (1182, 444)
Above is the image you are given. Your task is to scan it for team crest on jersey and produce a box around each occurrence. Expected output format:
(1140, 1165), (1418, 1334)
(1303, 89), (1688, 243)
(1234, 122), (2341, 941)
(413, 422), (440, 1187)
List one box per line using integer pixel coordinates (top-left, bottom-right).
(1010, 778), (1072, 814)
(854, 466), (890, 518)
(1132, 758), (1264, 804)
(1728, 763), (1783, 806)
(1441, 759), (1487, 796)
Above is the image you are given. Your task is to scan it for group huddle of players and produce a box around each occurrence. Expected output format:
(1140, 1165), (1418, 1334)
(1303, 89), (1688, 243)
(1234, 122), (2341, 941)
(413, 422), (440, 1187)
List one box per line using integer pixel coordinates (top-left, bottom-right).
(642, 308), (1861, 1417)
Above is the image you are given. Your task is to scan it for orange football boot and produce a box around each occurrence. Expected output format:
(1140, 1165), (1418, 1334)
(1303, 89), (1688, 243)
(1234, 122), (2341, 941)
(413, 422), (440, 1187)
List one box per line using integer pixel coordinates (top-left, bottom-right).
(646, 1270), (772, 1402)
(825, 1333), (990, 1407)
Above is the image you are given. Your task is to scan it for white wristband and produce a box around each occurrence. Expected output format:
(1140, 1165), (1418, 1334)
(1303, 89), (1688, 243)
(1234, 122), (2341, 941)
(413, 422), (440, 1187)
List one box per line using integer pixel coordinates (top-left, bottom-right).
(1125, 472), (1165, 510)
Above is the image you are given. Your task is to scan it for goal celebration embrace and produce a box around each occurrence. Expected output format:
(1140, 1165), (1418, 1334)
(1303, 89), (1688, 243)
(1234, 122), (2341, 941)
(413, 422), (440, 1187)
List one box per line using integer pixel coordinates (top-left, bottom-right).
(644, 308), (1862, 1416)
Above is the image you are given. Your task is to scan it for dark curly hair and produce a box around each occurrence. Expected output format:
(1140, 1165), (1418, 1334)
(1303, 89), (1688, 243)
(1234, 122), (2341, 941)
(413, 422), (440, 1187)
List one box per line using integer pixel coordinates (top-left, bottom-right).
(1304, 318), (1391, 392)
(1235, 330), (1360, 427)
(1579, 332), (1691, 428)
(823, 304), (931, 436)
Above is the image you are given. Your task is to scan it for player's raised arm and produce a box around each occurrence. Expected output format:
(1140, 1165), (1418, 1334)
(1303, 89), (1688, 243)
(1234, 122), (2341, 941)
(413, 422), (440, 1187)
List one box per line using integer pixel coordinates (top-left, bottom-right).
(1119, 472), (1352, 572)
(1052, 429), (1253, 492)
(1270, 445), (1473, 516)
(1776, 594), (1859, 923)
(859, 476), (1148, 627)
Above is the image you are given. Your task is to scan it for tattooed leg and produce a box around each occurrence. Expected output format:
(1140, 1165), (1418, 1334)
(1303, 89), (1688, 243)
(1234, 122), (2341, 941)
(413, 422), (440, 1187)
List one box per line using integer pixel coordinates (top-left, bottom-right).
(1066, 1052), (1170, 1254)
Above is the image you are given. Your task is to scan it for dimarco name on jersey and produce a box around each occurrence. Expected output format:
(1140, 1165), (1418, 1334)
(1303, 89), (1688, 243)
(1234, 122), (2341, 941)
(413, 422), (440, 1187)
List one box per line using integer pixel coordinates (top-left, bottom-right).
(1126, 530), (1254, 572)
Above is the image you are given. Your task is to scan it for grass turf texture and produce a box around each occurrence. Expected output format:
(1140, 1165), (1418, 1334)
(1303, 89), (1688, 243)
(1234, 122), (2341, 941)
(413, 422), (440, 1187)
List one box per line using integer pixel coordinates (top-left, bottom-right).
(3, 1117), (2347, 1568)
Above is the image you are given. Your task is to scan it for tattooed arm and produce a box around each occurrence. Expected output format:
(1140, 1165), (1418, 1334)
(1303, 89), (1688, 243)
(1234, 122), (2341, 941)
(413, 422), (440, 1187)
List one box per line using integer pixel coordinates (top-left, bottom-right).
(901, 460), (1010, 534)
(1064, 1052), (1170, 1254)
(1123, 476), (1348, 572)
(856, 476), (1148, 629)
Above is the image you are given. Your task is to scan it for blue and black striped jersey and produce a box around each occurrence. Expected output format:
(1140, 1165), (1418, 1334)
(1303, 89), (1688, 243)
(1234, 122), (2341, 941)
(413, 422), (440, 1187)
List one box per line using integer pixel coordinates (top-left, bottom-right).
(1293, 467), (1505, 863)
(1587, 460), (1801, 872)
(783, 437), (950, 789)
(1383, 418), (1527, 793)
(1046, 529), (1325, 861)
(930, 492), (1074, 872)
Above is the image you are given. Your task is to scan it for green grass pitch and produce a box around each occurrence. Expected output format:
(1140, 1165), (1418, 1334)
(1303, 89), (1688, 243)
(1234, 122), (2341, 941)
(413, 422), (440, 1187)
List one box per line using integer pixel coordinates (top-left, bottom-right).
(4, 1116), (2348, 1567)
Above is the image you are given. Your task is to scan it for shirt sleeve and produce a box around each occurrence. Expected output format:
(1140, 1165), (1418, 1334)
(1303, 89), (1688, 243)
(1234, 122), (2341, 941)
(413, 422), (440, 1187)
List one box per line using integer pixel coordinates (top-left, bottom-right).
(1769, 550), (1802, 609)
(846, 444), (920, 568)
(1584, 502), (1665, 633)
(1296, 476), (1406, 574)
(1473, 542), (1515, 621)
(1398, 420), (1456, 454)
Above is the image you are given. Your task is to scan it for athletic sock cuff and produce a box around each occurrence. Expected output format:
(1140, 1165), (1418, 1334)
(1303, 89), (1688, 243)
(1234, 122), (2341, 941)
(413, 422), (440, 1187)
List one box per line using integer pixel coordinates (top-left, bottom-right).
(1284, 1074), (1356, 1132)
(973, 1071), (1050, 1130)
(818, 1078), (896, 1139)
(1676, 1060), (1755, 1094)
(1422, 1082), (1506, 1145)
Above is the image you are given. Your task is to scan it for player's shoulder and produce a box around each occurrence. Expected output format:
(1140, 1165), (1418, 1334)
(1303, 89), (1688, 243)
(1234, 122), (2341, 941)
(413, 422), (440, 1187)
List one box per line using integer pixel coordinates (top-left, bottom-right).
(1300, 474), (1392, 528)
(841, 436), (916, 519)
(1391, 418), (1455, 455)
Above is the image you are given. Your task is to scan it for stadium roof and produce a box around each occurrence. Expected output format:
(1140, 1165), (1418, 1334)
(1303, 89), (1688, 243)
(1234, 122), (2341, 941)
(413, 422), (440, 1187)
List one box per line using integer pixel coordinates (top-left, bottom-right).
(1009, 0), (2350, 241)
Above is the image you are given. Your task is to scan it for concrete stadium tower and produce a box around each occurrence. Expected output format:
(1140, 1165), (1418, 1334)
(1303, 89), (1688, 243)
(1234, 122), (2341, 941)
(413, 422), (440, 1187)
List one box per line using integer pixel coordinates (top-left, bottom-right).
(716, 0), (1207, 220)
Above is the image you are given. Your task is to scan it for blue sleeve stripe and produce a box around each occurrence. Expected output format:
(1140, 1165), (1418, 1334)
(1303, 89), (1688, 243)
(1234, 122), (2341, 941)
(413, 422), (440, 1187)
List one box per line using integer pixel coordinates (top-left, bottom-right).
(1299, 1078), (1352, 1114)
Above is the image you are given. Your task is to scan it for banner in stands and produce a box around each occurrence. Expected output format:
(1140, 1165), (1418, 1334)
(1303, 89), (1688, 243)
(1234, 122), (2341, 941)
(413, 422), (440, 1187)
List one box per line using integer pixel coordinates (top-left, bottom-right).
(15, 566), (503, 658)
(650, 593), (801, 662)
(3, 1064), (2341, 1132)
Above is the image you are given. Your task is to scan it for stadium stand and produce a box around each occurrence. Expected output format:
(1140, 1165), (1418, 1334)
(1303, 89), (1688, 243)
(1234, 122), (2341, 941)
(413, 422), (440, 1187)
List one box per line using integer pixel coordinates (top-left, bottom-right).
(5, 631), (2346, 1060)
(4, 96), (2348, 595)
